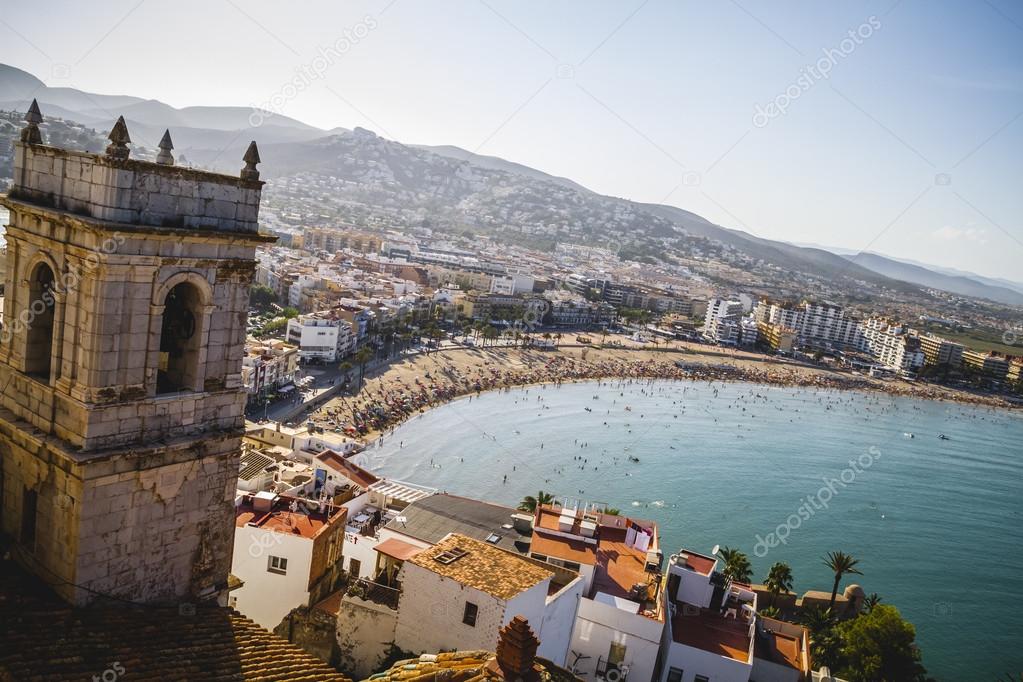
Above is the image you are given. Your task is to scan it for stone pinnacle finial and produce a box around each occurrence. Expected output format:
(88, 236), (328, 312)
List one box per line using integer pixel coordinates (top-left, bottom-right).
(156, 129), (175, 165)
(21, 98), (43, 144)
(240, 140), (261, 181)
(105, 116), (132, 160)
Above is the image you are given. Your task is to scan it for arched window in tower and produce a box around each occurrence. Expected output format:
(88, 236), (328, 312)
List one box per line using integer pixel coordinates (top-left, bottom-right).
(157, 282), (203, 394)
(25, 262), (57, 379)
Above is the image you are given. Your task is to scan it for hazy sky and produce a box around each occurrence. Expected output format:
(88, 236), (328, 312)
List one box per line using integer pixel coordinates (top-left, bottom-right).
(3, 0), (1022, 281)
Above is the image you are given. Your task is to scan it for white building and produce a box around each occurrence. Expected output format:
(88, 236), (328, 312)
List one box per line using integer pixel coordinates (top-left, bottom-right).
(286, 313), (357, 363)
(244, 423), (361, 461)
(241, 338), (298, 399)
(230, 492), (348, 630)
(392, 533), (583, 666)
(753, 301), (863, 349)
(859, 318), (925, 374)
(528, 503), (665, 682)
(489, 270), (535, 296)
(704, 300), (744, 345)
(658, 549), (809, 682)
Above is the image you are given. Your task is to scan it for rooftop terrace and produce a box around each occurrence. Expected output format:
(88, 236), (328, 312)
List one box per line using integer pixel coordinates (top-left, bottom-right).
(235, 493), (345, 540)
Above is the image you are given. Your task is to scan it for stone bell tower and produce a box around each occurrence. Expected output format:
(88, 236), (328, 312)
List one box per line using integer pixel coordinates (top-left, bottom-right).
(0, 101), (274, 605)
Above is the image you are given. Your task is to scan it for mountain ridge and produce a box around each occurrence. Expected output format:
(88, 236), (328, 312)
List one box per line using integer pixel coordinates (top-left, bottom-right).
(2, 62), (1017, 309)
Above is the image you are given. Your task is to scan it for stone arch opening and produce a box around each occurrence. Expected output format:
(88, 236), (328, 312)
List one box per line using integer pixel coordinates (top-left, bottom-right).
(25, 261), (57, 379)
(157, 282), (204, 394)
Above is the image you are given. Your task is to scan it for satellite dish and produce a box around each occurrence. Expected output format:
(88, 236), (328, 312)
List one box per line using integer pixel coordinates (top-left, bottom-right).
(712, 544), (720, 556)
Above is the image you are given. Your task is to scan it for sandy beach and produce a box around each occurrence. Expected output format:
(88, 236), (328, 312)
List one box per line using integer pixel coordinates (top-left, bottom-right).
(303, 337), (1015, 443)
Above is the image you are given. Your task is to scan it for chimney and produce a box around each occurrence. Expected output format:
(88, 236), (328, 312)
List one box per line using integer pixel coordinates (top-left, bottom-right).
(488, 615), (541, 682)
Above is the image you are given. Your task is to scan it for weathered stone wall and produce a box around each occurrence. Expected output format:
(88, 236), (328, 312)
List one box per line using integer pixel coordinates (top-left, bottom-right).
(0, 137), (273, 606)
(274, 605), (344, 667)
(10, 143), (262, 233)
(0, 199), (271, 451)
(336, 596), (399, 679)
(392, 562), (506, 655)
(0, 408), (239, 605)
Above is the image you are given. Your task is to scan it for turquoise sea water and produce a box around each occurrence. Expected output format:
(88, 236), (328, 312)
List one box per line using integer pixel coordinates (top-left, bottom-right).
(358, 379), (1023, 680)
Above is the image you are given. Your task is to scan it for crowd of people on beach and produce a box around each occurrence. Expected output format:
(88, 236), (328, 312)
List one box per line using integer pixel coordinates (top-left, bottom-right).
(307, 351), (1007, 440)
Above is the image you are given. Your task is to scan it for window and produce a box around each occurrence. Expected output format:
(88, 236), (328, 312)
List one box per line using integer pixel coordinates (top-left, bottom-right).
(25, 262), (56, 379)
(348, 558), (361, 578)
(267, 555), (288, 575)
(462, 601), (478, 627)
(21, 487), (38, 551)
(531, 553), (548, 562)
(666, 668), (683, 682)
(694, 676), (709, 682)
(157, 282), (203, 394)
(563, 561), (582, 573)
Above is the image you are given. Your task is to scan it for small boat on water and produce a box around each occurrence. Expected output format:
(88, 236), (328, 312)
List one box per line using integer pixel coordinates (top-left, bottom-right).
(938, 434), (950, 440)
(628, 455), (640, 463)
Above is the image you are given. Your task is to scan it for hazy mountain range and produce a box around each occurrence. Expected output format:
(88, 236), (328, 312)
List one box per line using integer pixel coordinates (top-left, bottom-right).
(2, 62), (1019, 308)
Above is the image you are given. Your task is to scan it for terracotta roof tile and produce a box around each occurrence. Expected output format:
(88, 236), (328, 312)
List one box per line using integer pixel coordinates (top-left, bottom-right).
(0, 558), (351, 682)
(407, 534), (553, 601)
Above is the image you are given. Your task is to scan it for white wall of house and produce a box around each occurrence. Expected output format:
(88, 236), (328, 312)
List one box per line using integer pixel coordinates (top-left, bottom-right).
(393, 562), (513, 654)
(535, 579), (585, 667)
(658, 641), (752, 682)
(570, 596), (664, 682)
(673, 568), (714, 608)
(750, 656), (801, 682)
(231, 526), (314, 630)
(342, 530), (381, 579)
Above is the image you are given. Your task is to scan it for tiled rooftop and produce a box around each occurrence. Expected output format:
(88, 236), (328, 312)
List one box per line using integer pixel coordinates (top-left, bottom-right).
(529, 532), (597, 565)
(408, 534), (554, 601)
(754, 617), (807, 672)
(670, 606), (752, 662)
(235, 495), (345, 540)
(383, 494), (531, 555)
(361, 651), (578, 682)
(678, 549), (717, 575)
(316, 450), (379, 489)
(590, 527), (663, 621)
(0, 556), (351, 681)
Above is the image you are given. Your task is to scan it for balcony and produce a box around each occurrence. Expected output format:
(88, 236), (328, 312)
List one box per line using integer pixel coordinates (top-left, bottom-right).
(346, 577), (401, 610)
(596, 657), (630, 682)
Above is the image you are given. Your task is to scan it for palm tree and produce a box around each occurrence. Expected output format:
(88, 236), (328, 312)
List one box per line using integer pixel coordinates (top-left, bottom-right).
(338, 361), (354, 387)
(517, 490), (554, 513)
(483, 325), (499, 348)
(759, 605), (781, 619)
(799, 605), (835, 638)
(716, 546), (753, 583)
(353, 346), (374, 390)
(862, 592), (882, 614)
(823, 551), (863, 609)
(765, 562), (794, 607)
(799, 606), (839, 669)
